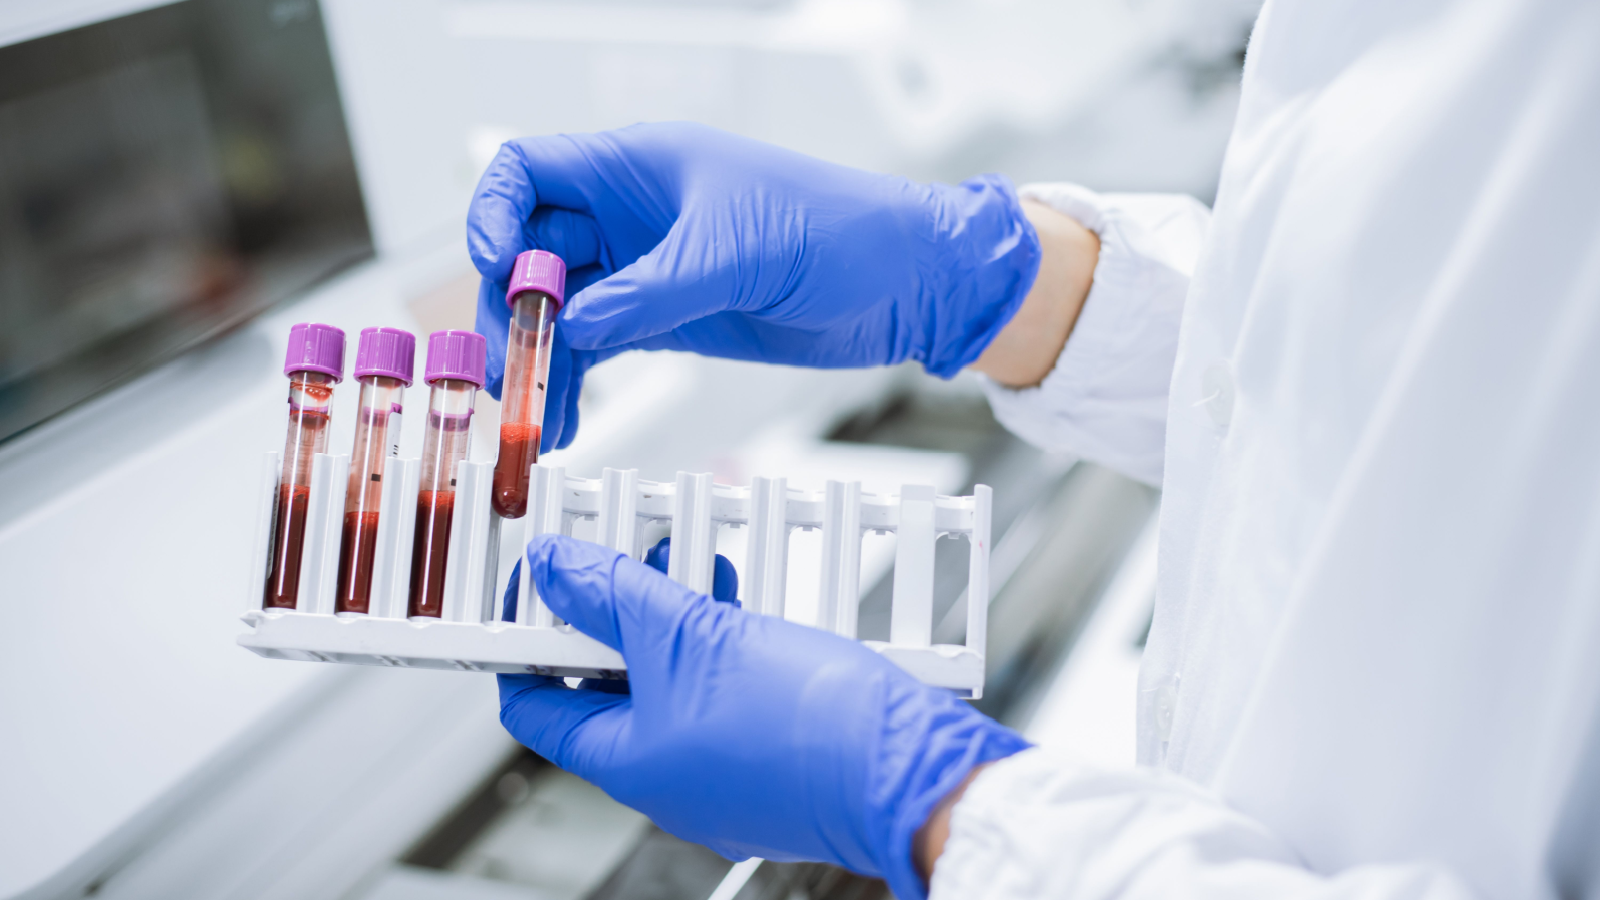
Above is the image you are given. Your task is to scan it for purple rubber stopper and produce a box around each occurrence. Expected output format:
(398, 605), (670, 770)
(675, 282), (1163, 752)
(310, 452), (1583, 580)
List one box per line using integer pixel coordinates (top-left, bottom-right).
(424, 330), (486, 388)
(506, 249), (566, 309)
(354, 327), (417, 386)
(285, 322), (345, 381)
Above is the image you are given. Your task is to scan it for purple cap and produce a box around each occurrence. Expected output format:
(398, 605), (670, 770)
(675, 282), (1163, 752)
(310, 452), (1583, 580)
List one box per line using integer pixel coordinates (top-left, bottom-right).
(506, 249), (566, 309)
(285, 323), (345, 381)
(424, 330), (486, 388)
(354, 327), (417, 385)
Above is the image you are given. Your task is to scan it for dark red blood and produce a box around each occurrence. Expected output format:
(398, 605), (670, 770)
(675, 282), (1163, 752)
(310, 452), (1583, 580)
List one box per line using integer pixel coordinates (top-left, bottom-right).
(408, 490), (455, 618)
(491, 422), (541, 520)
(264, 483), (311, 608)
(335, 510), (382, 614)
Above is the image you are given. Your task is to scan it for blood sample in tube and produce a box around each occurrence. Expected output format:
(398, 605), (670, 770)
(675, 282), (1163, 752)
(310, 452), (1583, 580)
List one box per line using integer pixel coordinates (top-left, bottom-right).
(491, 250), (565, 519)
(334, 327), (415, 615)
(407, 330), (486, 619)
(264, 323), (345, 609)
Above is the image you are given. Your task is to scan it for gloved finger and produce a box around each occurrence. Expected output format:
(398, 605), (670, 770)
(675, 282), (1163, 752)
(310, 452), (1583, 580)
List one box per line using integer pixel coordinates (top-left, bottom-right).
(542, 326), (575, 454)
(544, 340), (627, 453)
(526, 534), (710, 655)
(712, 553), (739, 606)
(524, 207), (606, 271)
(498, 673), (631, 777)
(561, 221), (742, 351)
(475, 276), (512, 400)
(540, 326), (599, 454)
(642, 537), (740, 605)
(467, 137), (602, 283)
(566, 262), (610, 297)
(641, 307), (894, 369)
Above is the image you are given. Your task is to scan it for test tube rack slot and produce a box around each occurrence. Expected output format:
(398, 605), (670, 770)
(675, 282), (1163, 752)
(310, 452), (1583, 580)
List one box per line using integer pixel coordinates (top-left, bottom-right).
(240, 452), (992, 697)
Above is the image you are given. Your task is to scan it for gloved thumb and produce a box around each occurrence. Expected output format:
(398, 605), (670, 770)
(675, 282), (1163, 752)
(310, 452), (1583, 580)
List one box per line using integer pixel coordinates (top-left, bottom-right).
(525, 534), (710, 656)
(560, 220), (734, 351)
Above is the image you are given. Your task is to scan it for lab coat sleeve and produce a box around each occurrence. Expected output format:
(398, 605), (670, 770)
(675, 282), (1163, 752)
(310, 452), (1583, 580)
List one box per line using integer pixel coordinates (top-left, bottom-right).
(931, 748), (1479, 900)
(979, 184), (1209, 487)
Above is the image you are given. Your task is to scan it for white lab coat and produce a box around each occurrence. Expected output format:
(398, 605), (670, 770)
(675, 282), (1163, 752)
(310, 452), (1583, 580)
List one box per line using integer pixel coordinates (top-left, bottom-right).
(949, 0), (1600, 897)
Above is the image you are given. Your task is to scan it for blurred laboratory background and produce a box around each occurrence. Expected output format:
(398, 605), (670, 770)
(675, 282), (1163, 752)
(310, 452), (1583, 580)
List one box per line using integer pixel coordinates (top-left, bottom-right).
(0, 0), (1258, 898)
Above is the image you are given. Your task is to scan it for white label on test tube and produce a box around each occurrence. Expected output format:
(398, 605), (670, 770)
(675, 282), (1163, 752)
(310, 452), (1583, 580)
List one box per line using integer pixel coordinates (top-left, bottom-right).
(388, 403), (403, 458)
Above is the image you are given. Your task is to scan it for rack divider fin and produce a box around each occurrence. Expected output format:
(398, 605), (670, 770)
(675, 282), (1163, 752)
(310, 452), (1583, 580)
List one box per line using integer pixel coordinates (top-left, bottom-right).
(441, 460), (494, 624)
(291, 453), (326, 614)
(476, 464), (500, 624)
(965, 485), (992, 661)
(459, 461), (498, 624)
(368, 456), (405, 619)
(317, 454), (351, 615)
(521, 463), (565, 626)
(817, 481), (845, 632)
(597, 468), (640, 558)
(889, 484), (936, 648)
(245, 450), (281, 617)
(745, 476), (789, 618)
(835, 481), (863, 638)
(378, 458), (421, 619)
(668, 472), (715, 594)
(439, 459), (469, 623)
(295, 452), (348, 616)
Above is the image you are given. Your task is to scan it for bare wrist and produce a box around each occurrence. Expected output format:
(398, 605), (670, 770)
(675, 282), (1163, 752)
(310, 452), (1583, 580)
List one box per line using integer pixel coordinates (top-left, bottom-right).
(913, 762), (991, 887)
(969, 199), (1099, 388)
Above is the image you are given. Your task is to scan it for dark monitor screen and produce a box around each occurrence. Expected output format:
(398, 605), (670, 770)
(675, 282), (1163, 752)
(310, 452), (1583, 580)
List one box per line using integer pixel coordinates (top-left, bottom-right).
(0, 0), (372, 444)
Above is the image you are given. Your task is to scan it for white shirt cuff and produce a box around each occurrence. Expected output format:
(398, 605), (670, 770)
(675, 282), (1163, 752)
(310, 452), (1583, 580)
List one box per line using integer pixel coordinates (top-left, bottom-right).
(979, 184), (1210, 487)
(930, 748), (1478, 900)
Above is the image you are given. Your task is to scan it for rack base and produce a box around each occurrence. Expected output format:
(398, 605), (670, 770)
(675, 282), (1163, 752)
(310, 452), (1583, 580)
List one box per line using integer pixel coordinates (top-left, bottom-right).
(238, 610), (985, 695)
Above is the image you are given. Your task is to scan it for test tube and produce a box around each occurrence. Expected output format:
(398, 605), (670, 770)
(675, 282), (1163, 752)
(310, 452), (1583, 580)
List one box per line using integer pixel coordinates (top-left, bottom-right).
(408, 330), (486, 619)
(334, 327), (416, 615)
(490, 250), (566, 519)
(264, 323), (345, 609)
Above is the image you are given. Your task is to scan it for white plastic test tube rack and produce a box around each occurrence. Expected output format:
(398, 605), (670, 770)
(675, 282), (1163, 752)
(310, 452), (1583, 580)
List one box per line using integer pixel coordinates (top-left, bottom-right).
(239, 453), (993, 697)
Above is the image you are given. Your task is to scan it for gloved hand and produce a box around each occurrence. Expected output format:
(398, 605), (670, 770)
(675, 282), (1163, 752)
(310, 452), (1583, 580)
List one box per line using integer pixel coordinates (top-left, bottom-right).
(469, 122), (1042, 452)
(501, 536), (739, 619)
(497, 535), (1029, 900)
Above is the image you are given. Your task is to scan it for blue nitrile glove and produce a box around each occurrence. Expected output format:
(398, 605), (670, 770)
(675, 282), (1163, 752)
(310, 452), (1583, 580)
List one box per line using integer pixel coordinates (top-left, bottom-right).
(500, 536), (738, 620)
(468, 122), (1042, 451)
(499, 538), (738, 695)
(497, 535), (1030, 900)
(641, 537), (739, 607)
